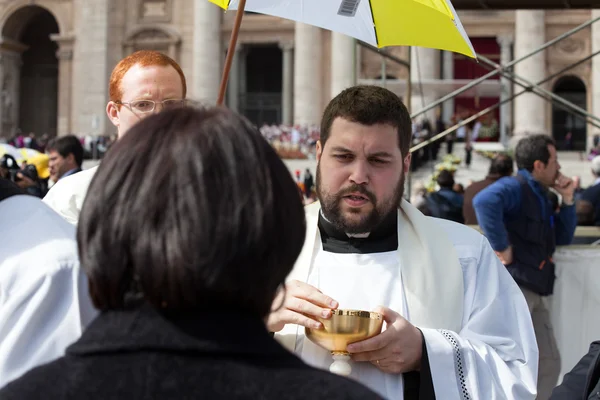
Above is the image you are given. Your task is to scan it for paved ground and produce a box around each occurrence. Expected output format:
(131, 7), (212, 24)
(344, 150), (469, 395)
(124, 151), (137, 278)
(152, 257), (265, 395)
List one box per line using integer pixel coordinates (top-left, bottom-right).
(83, 143), (598, 198)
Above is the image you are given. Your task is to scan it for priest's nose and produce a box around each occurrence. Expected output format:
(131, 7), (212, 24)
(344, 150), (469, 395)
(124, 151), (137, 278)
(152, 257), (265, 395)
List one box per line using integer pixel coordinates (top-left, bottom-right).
(348, 161), (369, 185)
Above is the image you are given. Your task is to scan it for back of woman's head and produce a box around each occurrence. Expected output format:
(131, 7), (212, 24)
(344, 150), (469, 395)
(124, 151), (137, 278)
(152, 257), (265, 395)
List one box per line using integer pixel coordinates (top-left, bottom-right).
(78, 107), (306, 317)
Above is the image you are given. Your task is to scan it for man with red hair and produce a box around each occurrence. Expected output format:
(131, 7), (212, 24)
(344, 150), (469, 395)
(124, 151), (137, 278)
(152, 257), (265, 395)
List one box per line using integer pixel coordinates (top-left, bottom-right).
(43, 50), (187, 224)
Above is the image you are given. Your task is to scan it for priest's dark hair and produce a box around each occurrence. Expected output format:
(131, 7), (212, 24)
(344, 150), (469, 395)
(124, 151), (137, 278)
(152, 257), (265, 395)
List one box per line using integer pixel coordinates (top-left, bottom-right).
(77, 106), (306, 318)
(320, 85), (412, 157)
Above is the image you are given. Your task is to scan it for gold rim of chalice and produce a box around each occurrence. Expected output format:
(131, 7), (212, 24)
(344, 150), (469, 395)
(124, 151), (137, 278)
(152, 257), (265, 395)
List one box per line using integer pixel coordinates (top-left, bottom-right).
(330, 309), (383, 320)
(305, 309), (384, 355)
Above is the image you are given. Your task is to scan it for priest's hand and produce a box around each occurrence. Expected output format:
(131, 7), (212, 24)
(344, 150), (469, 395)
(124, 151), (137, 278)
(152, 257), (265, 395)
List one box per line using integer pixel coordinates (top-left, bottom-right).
(347, 306), (422, 374)
(266, 280), (339, 333)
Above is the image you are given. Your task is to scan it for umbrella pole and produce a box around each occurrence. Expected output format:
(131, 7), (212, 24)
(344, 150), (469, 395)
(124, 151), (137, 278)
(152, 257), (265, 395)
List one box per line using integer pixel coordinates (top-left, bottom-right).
(216, 0), (247, 106)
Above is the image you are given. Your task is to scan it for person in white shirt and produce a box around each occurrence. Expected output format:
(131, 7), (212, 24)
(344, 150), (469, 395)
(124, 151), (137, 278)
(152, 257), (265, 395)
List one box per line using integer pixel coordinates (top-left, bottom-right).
(43, 50), (188, 225)
(0, 178), (97, 387)
(269, 85), (538, 399)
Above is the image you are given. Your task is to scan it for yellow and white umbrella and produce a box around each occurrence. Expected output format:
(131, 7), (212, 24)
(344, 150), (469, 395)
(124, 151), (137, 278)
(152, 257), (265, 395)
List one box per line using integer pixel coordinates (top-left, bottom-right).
(209, 0), (476, 104)
(0, 144), (41, 165)
(0, 144), (50, 179)
(211, 0), (475, 58)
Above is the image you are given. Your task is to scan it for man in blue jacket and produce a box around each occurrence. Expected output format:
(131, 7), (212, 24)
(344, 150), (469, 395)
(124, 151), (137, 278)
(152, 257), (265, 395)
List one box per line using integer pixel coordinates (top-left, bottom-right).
(473, 134), (577, 399)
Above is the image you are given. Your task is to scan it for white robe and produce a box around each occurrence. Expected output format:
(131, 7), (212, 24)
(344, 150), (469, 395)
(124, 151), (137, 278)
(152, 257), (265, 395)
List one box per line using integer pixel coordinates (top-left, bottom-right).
(277, 204), (538, 399)
(42, 166), (98, 225)
(0, 195), (98, 387)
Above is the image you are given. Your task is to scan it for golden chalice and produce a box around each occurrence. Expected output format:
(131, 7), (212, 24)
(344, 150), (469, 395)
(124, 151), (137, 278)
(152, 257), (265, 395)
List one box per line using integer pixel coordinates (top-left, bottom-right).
(305, 309), (384, 376)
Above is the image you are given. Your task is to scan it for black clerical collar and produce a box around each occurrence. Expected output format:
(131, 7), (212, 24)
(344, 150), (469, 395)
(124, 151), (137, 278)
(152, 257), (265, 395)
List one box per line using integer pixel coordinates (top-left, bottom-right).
(318, 209), (398, 254)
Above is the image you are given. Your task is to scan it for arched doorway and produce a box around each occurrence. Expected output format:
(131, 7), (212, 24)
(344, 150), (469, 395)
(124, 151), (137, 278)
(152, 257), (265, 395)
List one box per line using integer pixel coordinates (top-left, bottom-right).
(552, 76), (587, 151)
(1, 6), (59, 137)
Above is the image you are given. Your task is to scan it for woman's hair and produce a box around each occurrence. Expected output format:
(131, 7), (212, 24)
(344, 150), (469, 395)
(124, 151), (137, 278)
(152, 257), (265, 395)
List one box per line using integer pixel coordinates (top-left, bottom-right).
(78, 106), (306, 317)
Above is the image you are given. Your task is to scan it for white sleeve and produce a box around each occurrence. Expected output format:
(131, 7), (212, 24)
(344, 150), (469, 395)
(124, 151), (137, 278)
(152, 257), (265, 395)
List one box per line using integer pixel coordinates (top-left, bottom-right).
(0, 261), (98, 387)
(420, 236), (538, 400)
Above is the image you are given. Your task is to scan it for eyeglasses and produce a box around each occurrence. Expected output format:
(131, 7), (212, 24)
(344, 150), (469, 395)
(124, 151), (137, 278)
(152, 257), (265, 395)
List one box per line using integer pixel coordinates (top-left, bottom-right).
(116, 99), (186, 113)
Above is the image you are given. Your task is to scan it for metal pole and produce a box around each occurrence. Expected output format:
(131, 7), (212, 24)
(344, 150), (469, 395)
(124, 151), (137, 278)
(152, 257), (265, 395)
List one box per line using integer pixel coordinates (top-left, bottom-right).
(410, 16), (600, 119)
(477, 54), (600, 125)
(217, 0), (247, 105)
(406, 46), (412, 201)
(410, 51), (600, 153)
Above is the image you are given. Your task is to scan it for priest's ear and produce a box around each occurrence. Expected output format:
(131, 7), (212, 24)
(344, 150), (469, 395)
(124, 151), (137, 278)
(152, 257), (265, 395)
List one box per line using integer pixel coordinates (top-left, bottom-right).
(106, 101), (120, 128)
(316, 140), (323, 163)
(403, 152), (412, 176)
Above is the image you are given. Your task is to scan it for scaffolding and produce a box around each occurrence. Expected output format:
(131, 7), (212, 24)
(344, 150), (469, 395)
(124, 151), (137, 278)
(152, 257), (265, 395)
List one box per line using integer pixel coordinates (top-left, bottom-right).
(358, 15), (600, 197)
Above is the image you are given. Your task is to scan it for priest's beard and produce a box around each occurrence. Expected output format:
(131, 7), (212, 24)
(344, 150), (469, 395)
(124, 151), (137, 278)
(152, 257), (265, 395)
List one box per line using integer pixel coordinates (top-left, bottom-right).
(316, 164), (405, 234)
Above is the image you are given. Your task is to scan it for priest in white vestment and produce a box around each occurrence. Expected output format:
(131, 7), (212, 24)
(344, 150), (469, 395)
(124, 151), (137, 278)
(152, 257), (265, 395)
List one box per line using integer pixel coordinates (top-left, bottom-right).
(268, 86), (538, 399)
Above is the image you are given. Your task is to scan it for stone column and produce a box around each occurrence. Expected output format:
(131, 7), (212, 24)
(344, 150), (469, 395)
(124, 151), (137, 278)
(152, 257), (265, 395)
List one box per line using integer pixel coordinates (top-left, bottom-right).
(513, 10), (546, 142)
(0, 44), (25, 137)
(330, 32), (355, 99)
(356, 45), (363, 82)
(293, 22), (322, 126)
(72, 0), (110, 136)
(442, 51), (454, 125)
(591, 9), (600, 152)
(411, 47), (440, 123)
(227, 44), (241, 112)
(497, 35), (513, 147)
(193, 0), (222, 104)
(280, 42), (294, 125)
(7, 51), (23, 136)
(51, 34), (75, 136)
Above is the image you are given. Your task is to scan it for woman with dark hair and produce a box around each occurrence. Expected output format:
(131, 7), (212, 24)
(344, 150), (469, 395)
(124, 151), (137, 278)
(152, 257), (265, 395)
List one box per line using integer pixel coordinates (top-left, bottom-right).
(0, 107), (381, 399)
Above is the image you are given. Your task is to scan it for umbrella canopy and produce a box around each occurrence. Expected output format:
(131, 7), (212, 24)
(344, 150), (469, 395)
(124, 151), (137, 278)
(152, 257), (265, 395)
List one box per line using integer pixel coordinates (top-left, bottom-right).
(0, 144), (41, 165)
(210, 0), (476, 59)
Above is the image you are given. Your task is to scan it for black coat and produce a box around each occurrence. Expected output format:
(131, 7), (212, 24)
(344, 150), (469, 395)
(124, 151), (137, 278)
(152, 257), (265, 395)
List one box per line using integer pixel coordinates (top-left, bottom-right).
(0, 178), (24, 202)
(549, 341), (600, 400)
(0, 304), (382, 399)
(462, 176), (500, 225)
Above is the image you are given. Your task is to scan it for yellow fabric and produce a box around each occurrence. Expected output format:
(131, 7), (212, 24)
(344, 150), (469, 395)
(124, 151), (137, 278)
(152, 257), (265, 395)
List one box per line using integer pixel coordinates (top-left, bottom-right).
(207, 0), (476, 59)
(0, 144), (41, 166)
(370, 0), (474, 58)
(26, 153), (50, 179)
(208, 0), (229, 8)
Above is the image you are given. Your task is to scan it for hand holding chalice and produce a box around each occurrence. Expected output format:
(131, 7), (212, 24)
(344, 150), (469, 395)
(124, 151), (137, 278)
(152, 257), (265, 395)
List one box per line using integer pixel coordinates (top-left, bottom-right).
(305, 309), (384, 375)
(267, 280), (383, 376)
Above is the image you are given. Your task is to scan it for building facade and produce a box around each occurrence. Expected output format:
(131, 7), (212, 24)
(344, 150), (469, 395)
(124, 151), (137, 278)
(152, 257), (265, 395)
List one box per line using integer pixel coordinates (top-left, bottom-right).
(0, 1), (598, 150)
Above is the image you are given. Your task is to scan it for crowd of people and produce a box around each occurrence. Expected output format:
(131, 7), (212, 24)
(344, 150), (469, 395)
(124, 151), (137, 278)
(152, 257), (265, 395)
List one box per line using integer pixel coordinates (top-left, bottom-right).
(258, 123), (320, 159)
(0, 134), (87, 198)
(1, 49), (600, 400)
(413, 148), (600, 232)
(409, 109), (500, 174)
(3, 132), (115, 160)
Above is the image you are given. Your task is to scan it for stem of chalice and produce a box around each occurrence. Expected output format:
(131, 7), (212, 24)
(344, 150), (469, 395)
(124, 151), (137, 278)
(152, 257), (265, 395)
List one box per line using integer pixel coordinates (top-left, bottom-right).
(329, 351), (352, 376)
